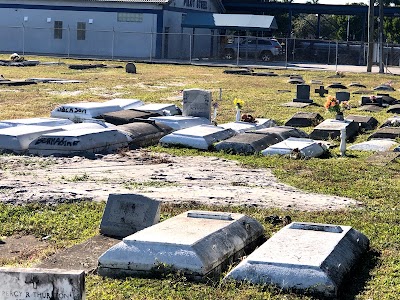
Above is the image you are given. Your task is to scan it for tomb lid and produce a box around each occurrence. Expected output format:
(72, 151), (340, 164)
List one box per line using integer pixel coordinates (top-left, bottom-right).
(251, 126), (309, 139)
(387, 104), (400, 114)
(288, 78), (305, 84)
(135, 103), (181, 116)
(284, 112), (324, 127)
(345, 115), (378, 131)
(261, 137), (326, 158)
(348, 139), (399, 152)
(381, 115), (400, 127)
(51, 102), (123, 119)
(357, 105), (384, 112)
(368, 127), (400, 140)
(105, 98), (144, 110)
(348, 82), (367, 88)
(373, 84), (395, 91)
(96, 109), (162, 125)
(148, 116), (211, 130)
(327, 83), (347, 89)
(0, 117), (73, 128)
(219, 119), (276, 133)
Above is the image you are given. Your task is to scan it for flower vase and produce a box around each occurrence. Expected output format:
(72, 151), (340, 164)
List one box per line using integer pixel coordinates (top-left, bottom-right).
(335, 112), (344, 121)
(236, 108), (241, 122)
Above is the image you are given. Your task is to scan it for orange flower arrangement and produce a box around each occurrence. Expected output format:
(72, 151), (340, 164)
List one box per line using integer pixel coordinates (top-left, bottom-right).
(324, 95), (349, 113)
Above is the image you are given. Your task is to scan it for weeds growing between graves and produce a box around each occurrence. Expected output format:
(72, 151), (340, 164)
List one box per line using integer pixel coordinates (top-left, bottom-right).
(0, 55), (400, 299)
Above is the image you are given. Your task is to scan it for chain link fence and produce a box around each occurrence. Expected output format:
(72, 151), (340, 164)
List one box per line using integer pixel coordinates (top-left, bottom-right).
(2, 25), (400, 69)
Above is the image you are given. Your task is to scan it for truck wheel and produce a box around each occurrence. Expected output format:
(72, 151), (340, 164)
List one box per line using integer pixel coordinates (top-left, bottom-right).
(224, 49), (235, 60)
(260, 51), (273, 62)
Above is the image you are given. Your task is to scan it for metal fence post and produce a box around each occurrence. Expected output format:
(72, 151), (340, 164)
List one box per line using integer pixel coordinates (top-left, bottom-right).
(111, 27), (115, 60)
(22, 24), (25, 55)
(285, 37), (288, 69)
(335, 41), (339, 72)
(236, 36), (240, 66)
(67, 26), (70, 58)
(150, 32), (153, 62)
(189, 34), (192, 63)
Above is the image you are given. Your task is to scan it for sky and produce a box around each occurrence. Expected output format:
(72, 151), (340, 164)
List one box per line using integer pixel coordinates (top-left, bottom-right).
(292, 0), (368, 4)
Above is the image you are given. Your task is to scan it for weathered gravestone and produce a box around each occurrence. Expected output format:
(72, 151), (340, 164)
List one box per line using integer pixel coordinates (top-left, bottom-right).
(348, 139), (399, 152)
(357, 105), (384, 113)
(387, 104), (400, 114)
(336, 91), (350, 102)
(309, 119), (359, 141)
(136, 103), (181, 116)
(98, 210), (265, 280)
(251, 126), (309, 139)
(0, 117), (73, 130)
(219, 119), (276, 133)
(345, 115), (378, 131)
(96, 109), (161, 125)
(377, 93), (398, 106)
(117, 121), (173, 149)
(224, 222), (369, 298)
(159, 124), (235, 150)
(381, 115), (400, 127)
(100, 194), (161, 238)
(261, 137), (326, 158)
(182, 89), (212, 120)
(366, 151), (400, 165)
(0, 267), (85, 300)
(0, 125), (65, 153)
(28, 126), (131, 157)
(148, 116), (211, 130)
(125, 62), (136, 74)
(368, 127), (400, 140)
(285, 112), (324, 127)
(293, 84), (313, 103)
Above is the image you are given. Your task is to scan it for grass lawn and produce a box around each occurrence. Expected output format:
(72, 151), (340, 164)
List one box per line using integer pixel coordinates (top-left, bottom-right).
(0, 55), (399, 299)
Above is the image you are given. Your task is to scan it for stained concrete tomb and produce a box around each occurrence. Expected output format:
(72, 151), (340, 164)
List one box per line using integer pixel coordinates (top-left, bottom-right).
(182, 89), (212, 120)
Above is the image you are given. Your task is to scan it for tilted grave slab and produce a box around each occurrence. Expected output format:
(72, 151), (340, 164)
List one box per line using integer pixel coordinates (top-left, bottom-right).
(252, 126), (309, 139)
(285, 112), (324, 127)
(381, 115), (400, 127)
(104, 98), (144, 110)
(348, 139), (399, 152)
(224, 222), (369, 298)
(0, 117), (73, 129)
(357, 104), (384, 112)
(98, 210), (265, 280)
(51, 102), (124, 121)
(345, 115), (378, 131)
(0, 267), (85, 300)
(215, 133), (282, 155)
(100, 194), (161, 238)
(148, 116), (211, 131)
(309, 119), (359, 141)
(219, 119), (276, 133)
(368, 127), (400, 140)
(28, 127), (131, 156)
(0, 125), (65, 153)
(387, 104), (400, 114)
(261, 137), (326, 158)
(135, 103), (181, 116)
(117, 121), (173, 149)
(96, 109), (162, 126)
(159, 125), (235, 150)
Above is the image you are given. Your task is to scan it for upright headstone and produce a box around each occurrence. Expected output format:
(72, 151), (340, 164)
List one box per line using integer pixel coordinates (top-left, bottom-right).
(125, 62), (136, 74)
(0, 267), (85, 300)
(100, 194), (161, 238)
(98, 210), (265, 280)
(224, 222), (369, 298)
(336, 91), (350, 102)
(293, 84), (313, 103)
(182, 89), (212, 120)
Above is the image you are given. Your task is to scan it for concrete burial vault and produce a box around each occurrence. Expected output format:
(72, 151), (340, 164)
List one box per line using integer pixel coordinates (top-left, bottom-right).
(28, 126), (131, 156)
(0, 117), (73, 129)
(225, 222), (369, 298)
(98, 211), (265, 280)
(50, 99), (144, 120)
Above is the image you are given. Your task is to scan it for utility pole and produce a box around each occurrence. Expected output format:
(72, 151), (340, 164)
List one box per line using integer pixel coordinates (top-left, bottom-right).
(379, 0), (384, 73)
(367, 0), (374, 72)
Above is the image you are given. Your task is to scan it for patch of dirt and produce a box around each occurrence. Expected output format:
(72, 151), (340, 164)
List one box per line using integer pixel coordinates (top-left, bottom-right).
(0, 149), (360, 210)
(0, 235), (48, 262)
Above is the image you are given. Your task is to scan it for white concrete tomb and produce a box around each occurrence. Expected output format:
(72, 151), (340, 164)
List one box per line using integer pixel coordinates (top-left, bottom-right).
(98, 210), (265, 280)
(348, 139), (399, 152)
(0, 267), (85, 300)
(224, 222), (369, 298)
(148, 116), (211, 130)
(51, 102), (124, 121)
(28, 127), (131, 156)
(0, 117), (73, 129)
(159, 124), (235, 150)
(219, 119), (276, 133)
(261, 137), (327, 158)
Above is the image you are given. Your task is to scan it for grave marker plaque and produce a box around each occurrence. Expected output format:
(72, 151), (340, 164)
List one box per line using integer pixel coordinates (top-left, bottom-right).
(336, 91), (350, 102)
(182, 89), (212, 120)
(0, 267), (85, 300)
(100, 194), (161, 238)
(293, 84), (313, 103)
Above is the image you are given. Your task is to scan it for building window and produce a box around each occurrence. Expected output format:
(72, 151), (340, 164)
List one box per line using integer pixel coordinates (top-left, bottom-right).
(117, 13), (143, 22)
(54, 21), (63, 39)
(77, 22), (86, 40)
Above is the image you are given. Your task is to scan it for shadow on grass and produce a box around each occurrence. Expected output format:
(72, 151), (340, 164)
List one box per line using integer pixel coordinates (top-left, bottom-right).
(338, 248), (381, 300)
